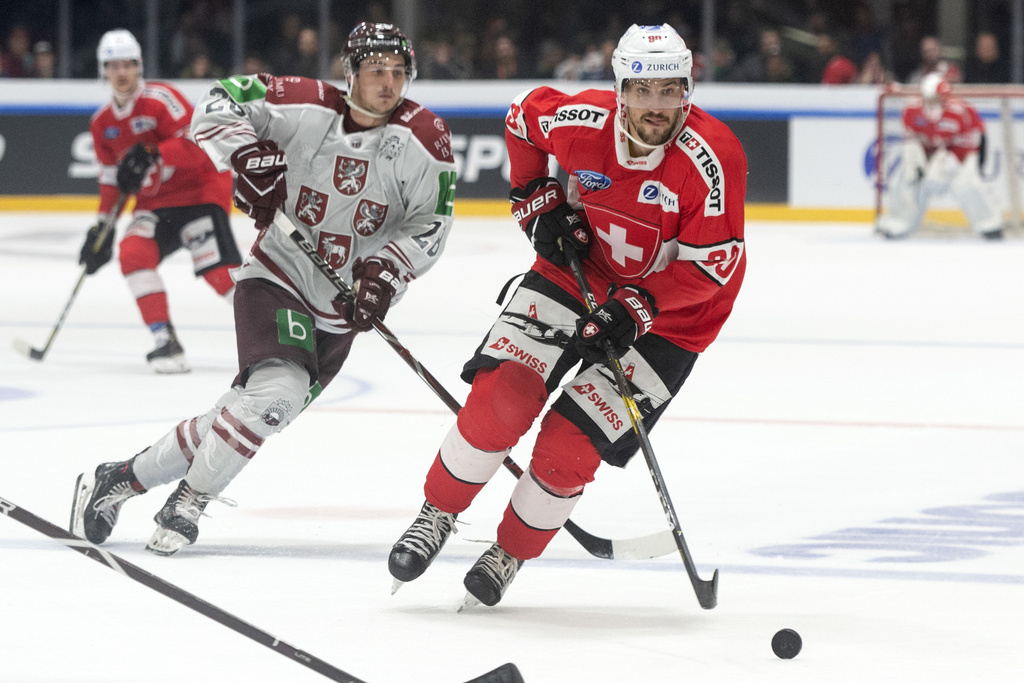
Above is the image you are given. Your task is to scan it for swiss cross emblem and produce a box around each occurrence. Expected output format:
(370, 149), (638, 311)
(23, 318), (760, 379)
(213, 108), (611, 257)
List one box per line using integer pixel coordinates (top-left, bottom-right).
(572, 382), (596, 395)
(581, 322), (600, 338)
(334, 156), (367, 195)
(295, 186), (328, 227)
(685, 137), (701, 150)
(584, 203), (661, 278)
(318, 231), (351, 270)
(528, 302), (538, 319)
(353, 199), (388, 236)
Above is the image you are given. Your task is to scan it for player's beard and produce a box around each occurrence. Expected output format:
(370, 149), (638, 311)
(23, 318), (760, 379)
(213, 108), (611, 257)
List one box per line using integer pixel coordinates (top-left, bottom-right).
(626, 107), (683, 147)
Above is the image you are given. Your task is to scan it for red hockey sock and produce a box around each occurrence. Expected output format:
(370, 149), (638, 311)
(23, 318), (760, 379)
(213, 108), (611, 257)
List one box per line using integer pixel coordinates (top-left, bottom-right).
(496, 501), (560, 560)
(137, 292), (169, 327)
(203, 265), (236, 296)
(423, 451), (483, 514)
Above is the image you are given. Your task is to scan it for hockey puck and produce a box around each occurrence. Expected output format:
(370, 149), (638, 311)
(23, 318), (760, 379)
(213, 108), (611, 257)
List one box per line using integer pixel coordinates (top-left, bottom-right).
(771, 628), (802, 659)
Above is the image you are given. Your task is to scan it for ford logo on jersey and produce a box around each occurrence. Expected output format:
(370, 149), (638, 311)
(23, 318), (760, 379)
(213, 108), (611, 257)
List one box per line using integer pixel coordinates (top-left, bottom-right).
(577, 170), (612, 191)
(103, 126), (120, 140)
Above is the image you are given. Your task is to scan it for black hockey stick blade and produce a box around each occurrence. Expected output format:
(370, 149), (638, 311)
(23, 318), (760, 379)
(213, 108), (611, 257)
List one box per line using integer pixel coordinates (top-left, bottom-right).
(563, 519), (676, 560)
(463, 663), (525, 683)
(12, 338), (45, 361)
(0, 495), (367, 683)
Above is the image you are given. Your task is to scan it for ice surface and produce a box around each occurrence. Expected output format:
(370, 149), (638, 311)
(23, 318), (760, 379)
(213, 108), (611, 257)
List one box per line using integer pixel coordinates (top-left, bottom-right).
(1, 212), (1022, 682)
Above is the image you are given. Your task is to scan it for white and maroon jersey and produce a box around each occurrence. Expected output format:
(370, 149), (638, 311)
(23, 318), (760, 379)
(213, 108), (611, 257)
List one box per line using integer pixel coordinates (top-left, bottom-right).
(902, 97), (984, 162)
(505, 87), (746, 352)
(90, 80), (233, 216)
(191, 74), (456, 334)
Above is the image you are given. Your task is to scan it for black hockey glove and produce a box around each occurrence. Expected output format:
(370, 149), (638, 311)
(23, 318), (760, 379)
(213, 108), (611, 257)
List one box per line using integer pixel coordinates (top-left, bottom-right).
(230, 140), (288, 230)
(575, 284), (658, 363)
(333, 257), (401, 332)
(79, 221), (114, 275)
(510, 177), (590, 266)
(116, 143), (160, 194)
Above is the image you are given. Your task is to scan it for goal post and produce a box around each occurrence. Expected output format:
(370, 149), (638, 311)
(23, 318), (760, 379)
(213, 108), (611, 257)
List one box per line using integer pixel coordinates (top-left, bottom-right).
(875, 83), (1024, 235)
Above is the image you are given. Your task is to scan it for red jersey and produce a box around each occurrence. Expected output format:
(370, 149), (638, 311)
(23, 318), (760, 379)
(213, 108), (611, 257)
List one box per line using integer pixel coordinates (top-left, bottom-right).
(902, 97), (984, 162)
(90, 80), (232, 215)
(505, 87), (747, 352)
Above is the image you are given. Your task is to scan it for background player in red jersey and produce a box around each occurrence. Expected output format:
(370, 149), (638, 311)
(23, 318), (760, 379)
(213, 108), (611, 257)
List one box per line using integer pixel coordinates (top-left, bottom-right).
(389, 24), (747, 608)
(80, 29), (240, 372)
(877, 73), (1004, 240)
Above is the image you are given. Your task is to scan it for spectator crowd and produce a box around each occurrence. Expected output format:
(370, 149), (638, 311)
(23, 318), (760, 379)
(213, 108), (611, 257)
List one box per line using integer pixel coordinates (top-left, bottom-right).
(0, 0), (1017, 86)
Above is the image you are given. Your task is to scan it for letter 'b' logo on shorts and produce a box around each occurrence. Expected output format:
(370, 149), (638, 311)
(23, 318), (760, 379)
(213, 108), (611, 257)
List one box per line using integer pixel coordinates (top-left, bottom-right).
(277, 309), (314, 352)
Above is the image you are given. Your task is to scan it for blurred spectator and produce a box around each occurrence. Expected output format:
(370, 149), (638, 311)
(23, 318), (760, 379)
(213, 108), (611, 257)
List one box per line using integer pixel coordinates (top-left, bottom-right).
(964, 32), (1009, 84)
(733, 28), (795, 83)
(816, 33), (859, 84)
(907, 35), (961, 84)
(243, 53), (269, 75)
(708, 37), (740, 82)
(270, 13), (303, 74)
(856, 51), (892, 85)
(1, 25), (33, 77)
(848, 1), (884, 66)
(554, 51), (584, 80)
(291, 27), (320, 78)
(534, 39), (566, 79)
(179, 51), (223, 79)
(579, 38), (615, 80)
(31, 41), (55, 78)
(420, 39), (473, 80)
(479, 35), (520, 79)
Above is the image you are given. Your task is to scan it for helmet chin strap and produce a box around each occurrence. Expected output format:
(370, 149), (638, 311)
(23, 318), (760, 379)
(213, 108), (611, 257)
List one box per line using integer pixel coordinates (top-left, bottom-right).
(343, 93), (403, 121)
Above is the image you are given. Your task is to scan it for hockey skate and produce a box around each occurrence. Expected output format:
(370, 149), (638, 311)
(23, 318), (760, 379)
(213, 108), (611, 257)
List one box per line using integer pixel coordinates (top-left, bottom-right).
(388, 500), (458, 592)
(461, 543), (523, 609)
(146, 323), (190, 374)
(70, 460), (145, 544)
(146, 480), (233, 556)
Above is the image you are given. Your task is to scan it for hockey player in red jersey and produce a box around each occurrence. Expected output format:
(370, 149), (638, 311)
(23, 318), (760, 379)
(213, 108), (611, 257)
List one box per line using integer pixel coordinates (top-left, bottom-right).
(80, 29), (240, 372)
(877, 73), (1003, 239)
(389, 24), (747, 607)
(70, 23), (457, 557)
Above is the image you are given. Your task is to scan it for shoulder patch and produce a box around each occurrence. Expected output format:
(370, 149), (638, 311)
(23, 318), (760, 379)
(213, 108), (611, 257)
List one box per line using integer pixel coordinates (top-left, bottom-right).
(676, 129), (724, 216)
(142, 83), (189, 120)
(538, 103), (611, 138)
(218, 75), (268, 103)
(392, 100), (453, 162)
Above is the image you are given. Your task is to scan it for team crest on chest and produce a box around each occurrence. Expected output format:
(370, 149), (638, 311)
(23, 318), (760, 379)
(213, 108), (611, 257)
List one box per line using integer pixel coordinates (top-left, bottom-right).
(353, 199), (388, 236)
(584, 203), (662, 278)
(318, 231), (352, 269)
(296, 186), (328, 226)
(334, 156), (367, 196)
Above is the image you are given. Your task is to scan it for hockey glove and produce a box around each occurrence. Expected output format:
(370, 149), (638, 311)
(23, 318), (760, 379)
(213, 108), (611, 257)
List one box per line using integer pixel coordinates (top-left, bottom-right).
(335, 257), (401, 332)
(575, 284), (658, 363)
(79, 221), (114, 275)
(116, 143), (161, 194)
(510, 177), (590, 266)
(230, 140), (288, 230)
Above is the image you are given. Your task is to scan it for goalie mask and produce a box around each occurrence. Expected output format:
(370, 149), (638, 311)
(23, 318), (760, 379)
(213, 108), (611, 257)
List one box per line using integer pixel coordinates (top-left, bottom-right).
(611, 24), (694, 149)
(97, 29), (143, 78)
(342, 22), (416, 119)
(921, 72), (951, 122)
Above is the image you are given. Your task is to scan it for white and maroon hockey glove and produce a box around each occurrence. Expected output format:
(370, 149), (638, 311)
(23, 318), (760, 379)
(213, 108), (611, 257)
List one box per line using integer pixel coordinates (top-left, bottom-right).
(230, 140), (288, 230)
(575, 284), (658, 363)
(335, 257), (401, 332)
(510, 177), (590, 266)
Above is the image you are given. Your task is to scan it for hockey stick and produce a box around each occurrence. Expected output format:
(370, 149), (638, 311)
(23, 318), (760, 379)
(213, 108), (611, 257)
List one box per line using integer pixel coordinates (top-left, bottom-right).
(0, 495), (522, 683)
(13, 192), (129, 362)
(563, 243), (719, 609)
(272, 212), (675, 562)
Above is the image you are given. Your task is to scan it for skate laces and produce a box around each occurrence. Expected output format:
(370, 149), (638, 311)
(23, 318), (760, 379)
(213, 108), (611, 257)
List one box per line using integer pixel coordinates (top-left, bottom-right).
(172, 484), (236, 523)
(475, 545), (521, 585)
(398, 503), (458, 558)
(92, 482), (140, 524)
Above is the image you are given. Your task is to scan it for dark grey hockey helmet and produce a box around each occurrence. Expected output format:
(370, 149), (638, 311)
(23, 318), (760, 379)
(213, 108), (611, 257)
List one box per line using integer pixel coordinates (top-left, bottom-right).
(343, 22), (417, 81)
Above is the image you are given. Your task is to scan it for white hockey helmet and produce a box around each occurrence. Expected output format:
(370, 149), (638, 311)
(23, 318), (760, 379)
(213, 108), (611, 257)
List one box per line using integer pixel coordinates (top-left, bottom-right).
(97, 29), (143, 77)
(920, 72), (951, 120)
(611, 24), (693, 97)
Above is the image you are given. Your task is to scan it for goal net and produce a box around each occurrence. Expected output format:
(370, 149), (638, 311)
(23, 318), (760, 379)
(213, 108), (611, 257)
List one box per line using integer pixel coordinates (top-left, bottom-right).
(875, 84), (1024, 236)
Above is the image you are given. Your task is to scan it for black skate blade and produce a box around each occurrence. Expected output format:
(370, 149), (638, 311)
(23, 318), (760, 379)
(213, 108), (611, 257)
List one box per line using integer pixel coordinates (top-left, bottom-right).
(462, 662), (525, 683)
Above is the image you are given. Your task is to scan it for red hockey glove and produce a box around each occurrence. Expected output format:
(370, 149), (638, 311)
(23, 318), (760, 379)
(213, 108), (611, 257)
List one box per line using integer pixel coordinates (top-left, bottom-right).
(575, 284), (658, 363)
(116, 143), (160, 194)
(334, 257), (401, 332)
(230, 140), (288, 230)
(510, 177), (590, 266)
(79, 221), (114, 275)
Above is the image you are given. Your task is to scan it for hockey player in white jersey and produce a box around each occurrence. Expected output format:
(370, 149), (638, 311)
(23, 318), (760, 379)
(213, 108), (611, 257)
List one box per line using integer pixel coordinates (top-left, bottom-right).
(70, 22), (457, 556)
